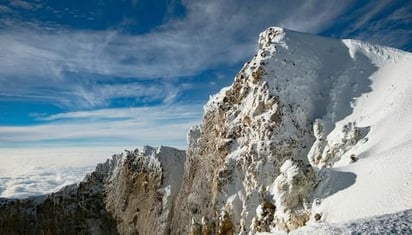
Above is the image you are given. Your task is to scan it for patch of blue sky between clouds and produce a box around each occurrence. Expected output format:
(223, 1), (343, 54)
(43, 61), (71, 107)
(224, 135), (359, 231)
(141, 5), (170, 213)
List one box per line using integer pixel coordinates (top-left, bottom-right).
(320, 0), (412, 51)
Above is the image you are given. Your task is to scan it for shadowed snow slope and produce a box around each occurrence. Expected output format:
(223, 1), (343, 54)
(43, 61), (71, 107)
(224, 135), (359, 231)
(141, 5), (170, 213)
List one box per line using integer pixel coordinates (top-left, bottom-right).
(259, 209), (412, 235)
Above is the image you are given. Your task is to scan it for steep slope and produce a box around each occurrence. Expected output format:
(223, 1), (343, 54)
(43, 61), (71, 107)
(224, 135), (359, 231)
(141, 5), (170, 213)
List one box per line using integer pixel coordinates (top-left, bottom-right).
(171, 27), (412, 234)
(0, 146), (185, 235)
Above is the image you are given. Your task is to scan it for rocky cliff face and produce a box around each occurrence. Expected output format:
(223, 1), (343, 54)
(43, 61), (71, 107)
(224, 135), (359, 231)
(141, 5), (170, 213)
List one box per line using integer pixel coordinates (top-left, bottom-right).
(171, 27), (319, 234)
(171, 26), (396, 234)
(0, 146), (185, 235)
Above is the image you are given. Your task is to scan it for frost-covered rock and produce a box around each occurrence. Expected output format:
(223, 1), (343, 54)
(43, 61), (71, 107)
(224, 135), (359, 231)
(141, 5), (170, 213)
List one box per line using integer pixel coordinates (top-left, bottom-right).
(268, 160), (315, 231)
(0, 146), (185, 235)
(105, 146), (185, 234)
(308, 121), (369, 168)
(172, 26), (412, 234)
(171, 27), (319, 234)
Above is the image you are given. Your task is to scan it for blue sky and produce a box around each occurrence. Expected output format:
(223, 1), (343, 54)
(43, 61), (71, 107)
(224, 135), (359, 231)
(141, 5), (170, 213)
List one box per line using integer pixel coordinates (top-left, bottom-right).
(0, 0), (411, 150)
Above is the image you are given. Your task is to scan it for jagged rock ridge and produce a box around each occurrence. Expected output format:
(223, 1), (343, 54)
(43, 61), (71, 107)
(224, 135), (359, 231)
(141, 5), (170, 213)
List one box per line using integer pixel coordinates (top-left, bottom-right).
(0, 146), (185, 235)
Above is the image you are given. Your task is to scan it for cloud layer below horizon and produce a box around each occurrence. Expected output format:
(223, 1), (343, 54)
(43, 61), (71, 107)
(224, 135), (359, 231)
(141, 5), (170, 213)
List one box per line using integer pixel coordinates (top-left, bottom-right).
(0, 147), (122, 198)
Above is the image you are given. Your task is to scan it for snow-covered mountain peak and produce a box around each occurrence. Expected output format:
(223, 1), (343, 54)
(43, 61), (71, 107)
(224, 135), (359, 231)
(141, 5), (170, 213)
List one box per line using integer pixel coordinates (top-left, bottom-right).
(184, 26), (412, 233)
(1, 27), (411, 234)
(258, 27), (287, 50)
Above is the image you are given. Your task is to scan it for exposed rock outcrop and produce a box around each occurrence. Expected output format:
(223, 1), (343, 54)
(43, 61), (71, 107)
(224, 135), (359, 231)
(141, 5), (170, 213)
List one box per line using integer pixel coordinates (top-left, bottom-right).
(0, 146), (185, 235)
(170, 26), (381, 233)
(171, 27), (318, 234)
(0, 176), (118, 235)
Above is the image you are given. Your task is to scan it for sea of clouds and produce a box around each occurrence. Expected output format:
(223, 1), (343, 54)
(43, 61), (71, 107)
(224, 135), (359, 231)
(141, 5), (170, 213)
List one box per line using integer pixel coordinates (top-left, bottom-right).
(0, 147), (123, 198)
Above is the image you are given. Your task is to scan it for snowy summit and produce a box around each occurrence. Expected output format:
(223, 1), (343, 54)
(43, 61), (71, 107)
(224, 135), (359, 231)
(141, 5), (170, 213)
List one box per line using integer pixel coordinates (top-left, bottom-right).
(250, 26), (412, 234)
(175, 26), (412, 234)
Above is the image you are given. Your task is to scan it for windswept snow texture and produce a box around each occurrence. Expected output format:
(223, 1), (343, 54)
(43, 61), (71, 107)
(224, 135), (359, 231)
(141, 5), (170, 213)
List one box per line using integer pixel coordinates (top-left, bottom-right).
(290, 209), (412, 235)
(258, 27), (412, 225)
(170, 27), (412, 234)
(258, 209), (412, 235)
(191, 27), (412, 233)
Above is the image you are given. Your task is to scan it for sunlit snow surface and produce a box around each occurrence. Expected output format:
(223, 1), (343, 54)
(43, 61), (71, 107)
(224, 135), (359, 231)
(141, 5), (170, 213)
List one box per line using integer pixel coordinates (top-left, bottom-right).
(258, 210), (412, 234)
(209, 27), (412, 232)
(271, 28), (412, 224)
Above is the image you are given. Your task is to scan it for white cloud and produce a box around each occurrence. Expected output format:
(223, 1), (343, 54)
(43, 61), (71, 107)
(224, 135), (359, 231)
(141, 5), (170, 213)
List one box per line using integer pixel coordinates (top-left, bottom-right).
(9, 0), (33, 10)
(0, 104), (198, 198)
(337, 1), (412, 51)
(356, 2), (389, 29)
(336, 0), (387, 37)
(0, 4), (12, 13)
(38, 104), (199, 121)
(0, 147), (123, 198)
(0, 104), (202, 148)
(0, 0), (354, 108)
(279, 0), (354, 32)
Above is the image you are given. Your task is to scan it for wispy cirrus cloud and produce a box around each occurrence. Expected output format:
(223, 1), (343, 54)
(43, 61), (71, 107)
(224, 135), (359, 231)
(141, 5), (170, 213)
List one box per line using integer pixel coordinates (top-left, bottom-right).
(9, 0), (34, 10)
(278, 0), (354, 32)
(0, 0), (409, 147)
(0, 104), (202, 148)
(326, 0), (412, 51)
(0, 0), (357, 109)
